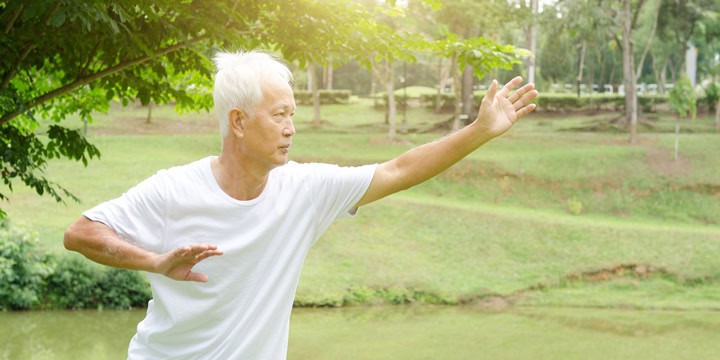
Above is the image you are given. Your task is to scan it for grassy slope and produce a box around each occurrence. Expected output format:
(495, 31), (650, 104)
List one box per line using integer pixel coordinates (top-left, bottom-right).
(6, 104), (720, 309)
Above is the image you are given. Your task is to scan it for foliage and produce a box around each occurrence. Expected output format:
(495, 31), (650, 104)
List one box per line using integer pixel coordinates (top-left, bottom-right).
(669, 76), (698, 119)
(424, 34), (528, 82)
(0, 223), (150, 310)
(0, 223), (53, 310)
(0, 0), (424, 216)
(294, 90), (352, 105)
(45, 256), (151, 310)
(702, 82), (719, 112)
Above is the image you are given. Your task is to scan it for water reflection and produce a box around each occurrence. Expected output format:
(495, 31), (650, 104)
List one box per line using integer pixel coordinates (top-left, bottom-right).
(0, 310), (142, 360)
(1, 306), (718, 359)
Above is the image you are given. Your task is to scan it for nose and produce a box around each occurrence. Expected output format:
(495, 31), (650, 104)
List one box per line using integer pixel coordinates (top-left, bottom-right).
(282, 118), (295, 137)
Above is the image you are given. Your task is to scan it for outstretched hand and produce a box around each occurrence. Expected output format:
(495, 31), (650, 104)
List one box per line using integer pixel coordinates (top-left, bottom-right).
(154, 244), (224, 282)
(474, 76), (538, 138)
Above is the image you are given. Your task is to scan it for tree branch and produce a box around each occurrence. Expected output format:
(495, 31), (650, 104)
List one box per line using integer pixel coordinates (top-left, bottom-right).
(78, 38), (102, 78)
(1, 1), (62, 90)
(635, 0), (659, 82)
(4, 3), (25, 34)
(630, 0), (646, 30)
(0, 43), (35, 90)
(43, 1), (62, 26)
(0, 35), (208, 126)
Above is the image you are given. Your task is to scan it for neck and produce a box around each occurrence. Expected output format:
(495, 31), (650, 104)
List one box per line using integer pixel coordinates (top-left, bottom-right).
(211, 140), (271, 201)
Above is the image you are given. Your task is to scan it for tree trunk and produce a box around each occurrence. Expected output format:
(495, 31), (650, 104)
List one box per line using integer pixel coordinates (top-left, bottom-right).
(461, 65), (474, 126)
(371, 67), (377, 108)
(621, 0), (638, 144)
(527, 0), (538, 85)
(435, 58), (443, 113)
(386, 60), (397, 139)
(577, 41), (586, 98)
(652, 54), (667, 95)
(146, 102), (153, 124)
(326, 59), (333, 90)
(306, 66), (312, 91)
(451, 55), (462, 132)
(635, 1), (660, 83)
(311, 64), (321, 127)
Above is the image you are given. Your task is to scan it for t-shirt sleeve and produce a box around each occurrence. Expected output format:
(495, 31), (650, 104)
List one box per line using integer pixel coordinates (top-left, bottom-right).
(305, 163), (377, 234)
(82, 171), (167, 254)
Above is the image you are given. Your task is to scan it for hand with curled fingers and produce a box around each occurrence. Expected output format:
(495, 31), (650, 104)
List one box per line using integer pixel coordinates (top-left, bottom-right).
(153, 244), (224, 282)
(473, 76), (538, 138)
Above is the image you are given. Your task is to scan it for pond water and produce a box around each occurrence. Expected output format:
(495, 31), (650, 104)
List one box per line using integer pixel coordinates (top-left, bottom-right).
(1, 306), (719, 359)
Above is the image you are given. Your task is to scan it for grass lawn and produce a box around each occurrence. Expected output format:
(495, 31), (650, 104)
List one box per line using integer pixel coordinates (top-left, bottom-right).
(6, 103), (720, 310)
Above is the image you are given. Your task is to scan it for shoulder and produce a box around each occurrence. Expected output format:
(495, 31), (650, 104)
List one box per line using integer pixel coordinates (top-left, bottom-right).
(272, 161), (351, 180)
(157, 156), (212, 182)
(273, 161), (377, 188)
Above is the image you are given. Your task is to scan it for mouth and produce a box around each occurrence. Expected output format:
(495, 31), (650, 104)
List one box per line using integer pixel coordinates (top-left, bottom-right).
(279, 145), (291, 153)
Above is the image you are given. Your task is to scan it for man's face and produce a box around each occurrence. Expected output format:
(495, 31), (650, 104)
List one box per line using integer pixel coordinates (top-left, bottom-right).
(241, 76), (296, 169)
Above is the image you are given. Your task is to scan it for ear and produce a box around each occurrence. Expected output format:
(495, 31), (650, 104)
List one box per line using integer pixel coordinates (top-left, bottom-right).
(228, 108), (246, 139)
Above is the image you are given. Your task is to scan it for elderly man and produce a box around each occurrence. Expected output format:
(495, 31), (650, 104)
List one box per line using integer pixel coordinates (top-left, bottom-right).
(64, 51), (537, 359)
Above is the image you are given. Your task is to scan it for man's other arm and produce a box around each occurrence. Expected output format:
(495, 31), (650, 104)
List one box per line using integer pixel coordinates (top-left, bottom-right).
(64, 217), (223, 282)
(356, 77), (538, 207)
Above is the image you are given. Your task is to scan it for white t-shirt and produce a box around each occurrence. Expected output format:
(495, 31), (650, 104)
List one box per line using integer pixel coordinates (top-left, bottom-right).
(83, 156), (376, 359)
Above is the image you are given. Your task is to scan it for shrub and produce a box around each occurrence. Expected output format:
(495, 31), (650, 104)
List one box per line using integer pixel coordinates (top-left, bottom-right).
(98, 267), (152, 309)
(294, 90), (351, 105)
(0, 225), (54, 310)
(703, 82), (719, 113)
(0, 223), (151, 310)
(669, 76), (697, 119)
(45, 256), (151, 310)
(45, 256), (104, 309)
(420, 93), (456, 111)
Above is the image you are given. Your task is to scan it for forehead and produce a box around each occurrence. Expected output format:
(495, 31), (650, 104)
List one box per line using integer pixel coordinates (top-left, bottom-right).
(259, 76), (295, 109)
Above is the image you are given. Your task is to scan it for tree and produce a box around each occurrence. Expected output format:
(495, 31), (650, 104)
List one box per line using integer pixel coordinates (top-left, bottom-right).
(427, 34), (528, 131)
(0, 0), (416, 216)
(426, 0), (522, 131)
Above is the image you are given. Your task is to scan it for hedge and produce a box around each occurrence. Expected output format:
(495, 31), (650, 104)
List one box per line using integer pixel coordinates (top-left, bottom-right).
(294, 90), (351, 105)
(419, 92), (669, 113)
(0, 224), (151, 310)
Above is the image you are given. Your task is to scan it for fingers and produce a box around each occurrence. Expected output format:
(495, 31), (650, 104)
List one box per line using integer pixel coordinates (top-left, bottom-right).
(498, 76), (523, 98)
(507, 83), (535, 104)
(516, 104), (537, 119)
(186, 272), (209, 283)
(513, 88), (539, 111)
(174, 244), (223, 260)
(483, 79), (499, 102)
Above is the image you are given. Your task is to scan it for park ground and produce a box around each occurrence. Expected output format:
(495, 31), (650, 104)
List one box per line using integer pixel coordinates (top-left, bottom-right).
(5, 98), (720, 310)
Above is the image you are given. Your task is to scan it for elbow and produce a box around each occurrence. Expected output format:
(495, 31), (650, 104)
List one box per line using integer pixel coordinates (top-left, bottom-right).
(63, 224), (77, 251)
(63, 219), (85, 251)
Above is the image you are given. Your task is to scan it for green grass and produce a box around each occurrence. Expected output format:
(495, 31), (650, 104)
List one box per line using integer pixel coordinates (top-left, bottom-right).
(6, 103), (720, 309)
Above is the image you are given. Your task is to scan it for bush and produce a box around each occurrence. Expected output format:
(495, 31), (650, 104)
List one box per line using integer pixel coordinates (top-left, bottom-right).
(420, 92), (667, 113)
(45, 256), (104, 309)
(294, 90), (351, 105)
(669, 76), (697, 119)
(0, 223), (151, 310)
(0, 225), (54, 310)
(45, 256), (151, 310)
(703, 82), (719, 113)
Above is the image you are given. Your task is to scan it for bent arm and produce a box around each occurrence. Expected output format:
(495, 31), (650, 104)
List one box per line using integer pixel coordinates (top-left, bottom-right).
(64, 216), (223, 282)
(357, 77), (537, 207)
(65, 216), (159, 272)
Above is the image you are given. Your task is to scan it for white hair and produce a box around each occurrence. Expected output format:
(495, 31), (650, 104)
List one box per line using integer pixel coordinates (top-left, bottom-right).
(212, 51), (293, 138)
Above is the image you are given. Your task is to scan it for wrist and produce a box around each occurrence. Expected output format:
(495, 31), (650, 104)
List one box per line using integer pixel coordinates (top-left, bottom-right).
(467, 120), (496, 145)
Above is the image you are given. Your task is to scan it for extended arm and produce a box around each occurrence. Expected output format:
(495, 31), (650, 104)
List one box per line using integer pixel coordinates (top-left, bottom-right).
(357, 77), (537, 207)
(64, 216), (223, 282)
